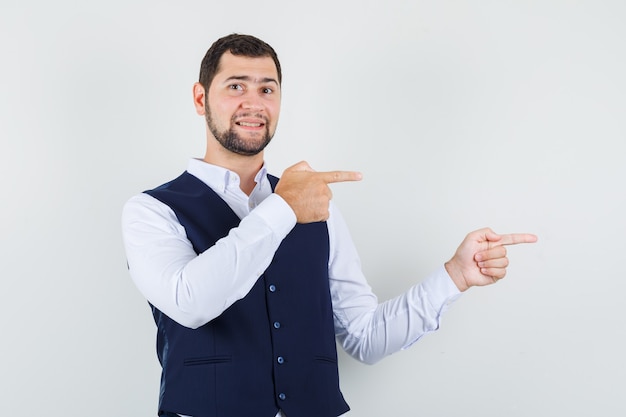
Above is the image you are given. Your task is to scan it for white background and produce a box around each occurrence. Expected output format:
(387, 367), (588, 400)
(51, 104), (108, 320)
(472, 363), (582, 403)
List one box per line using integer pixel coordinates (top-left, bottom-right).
(2, 1), (625, 415)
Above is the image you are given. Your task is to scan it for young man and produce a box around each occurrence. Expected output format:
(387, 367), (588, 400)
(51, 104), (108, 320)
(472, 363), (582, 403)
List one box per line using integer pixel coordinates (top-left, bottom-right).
(122, 33), (537, 417)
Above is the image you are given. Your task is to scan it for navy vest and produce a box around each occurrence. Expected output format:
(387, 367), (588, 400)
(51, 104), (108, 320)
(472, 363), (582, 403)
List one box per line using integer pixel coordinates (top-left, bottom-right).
(144, 172), (350, 417)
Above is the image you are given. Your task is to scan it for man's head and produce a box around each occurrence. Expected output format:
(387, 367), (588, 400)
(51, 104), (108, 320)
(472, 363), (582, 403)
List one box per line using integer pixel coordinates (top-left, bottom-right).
(194, 34), (282, 157)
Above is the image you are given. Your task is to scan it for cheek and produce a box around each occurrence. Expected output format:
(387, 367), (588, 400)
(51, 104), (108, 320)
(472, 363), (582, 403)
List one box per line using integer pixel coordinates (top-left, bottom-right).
(267, 102), (281, 122)
(208, 98), (237, 123)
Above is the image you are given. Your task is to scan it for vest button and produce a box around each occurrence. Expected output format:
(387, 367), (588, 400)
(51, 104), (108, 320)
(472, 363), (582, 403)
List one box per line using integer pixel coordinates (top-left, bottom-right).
(273, 321), (281, 329)
(277, 356), (285, 364)
(278, 393), (286, 401)
(269, 284), (276, 292)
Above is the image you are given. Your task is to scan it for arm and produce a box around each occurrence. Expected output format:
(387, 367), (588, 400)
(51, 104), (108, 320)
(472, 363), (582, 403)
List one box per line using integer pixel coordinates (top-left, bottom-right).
(121, 192), (296, 329)
(328, 204), (462, 365)
(329, 207), (537, 365)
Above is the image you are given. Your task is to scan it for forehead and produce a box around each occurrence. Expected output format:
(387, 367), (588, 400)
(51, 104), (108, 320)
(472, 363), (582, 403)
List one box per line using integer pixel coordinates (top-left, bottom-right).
(214, 52), (279, 84)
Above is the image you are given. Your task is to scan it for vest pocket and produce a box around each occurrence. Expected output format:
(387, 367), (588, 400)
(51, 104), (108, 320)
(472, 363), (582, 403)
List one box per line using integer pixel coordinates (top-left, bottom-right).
(184, 355), (232, 366)
(313, 355), (337, 365)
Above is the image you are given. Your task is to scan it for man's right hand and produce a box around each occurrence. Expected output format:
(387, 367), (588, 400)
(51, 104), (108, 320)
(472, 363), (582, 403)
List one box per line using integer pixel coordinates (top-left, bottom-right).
(274, 161), (362, 223)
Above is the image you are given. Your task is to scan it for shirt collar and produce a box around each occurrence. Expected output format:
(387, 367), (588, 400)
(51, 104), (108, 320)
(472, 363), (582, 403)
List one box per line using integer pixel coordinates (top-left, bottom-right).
(186, 158), (268, 194)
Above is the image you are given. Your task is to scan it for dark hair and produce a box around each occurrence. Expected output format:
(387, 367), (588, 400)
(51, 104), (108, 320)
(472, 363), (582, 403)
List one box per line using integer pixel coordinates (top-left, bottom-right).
(198, 33), (282, 91)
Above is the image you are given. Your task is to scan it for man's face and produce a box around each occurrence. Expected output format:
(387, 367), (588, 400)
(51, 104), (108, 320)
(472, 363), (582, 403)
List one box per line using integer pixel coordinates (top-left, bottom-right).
(205, 52), (281, 156)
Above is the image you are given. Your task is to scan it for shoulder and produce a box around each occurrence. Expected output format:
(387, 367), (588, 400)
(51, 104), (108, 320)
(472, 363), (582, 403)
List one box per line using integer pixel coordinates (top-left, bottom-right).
(122, 192), (182, 234)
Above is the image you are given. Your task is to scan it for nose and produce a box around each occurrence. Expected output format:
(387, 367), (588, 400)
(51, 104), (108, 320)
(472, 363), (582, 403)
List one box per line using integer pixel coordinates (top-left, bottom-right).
(241, 92), (264, 111)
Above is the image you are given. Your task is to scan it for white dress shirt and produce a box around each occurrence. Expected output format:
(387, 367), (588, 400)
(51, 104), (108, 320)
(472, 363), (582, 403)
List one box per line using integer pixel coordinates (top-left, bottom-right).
(122, 158), (462, 416)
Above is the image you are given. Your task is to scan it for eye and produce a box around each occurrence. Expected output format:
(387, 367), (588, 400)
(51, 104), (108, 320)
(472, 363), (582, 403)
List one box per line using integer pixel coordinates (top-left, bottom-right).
(229, 84), (244, 91)
(262, 87), (273, 94)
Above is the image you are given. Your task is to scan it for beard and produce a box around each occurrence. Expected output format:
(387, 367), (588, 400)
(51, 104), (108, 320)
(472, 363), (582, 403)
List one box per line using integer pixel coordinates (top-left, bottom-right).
(205, 103), (273, 156)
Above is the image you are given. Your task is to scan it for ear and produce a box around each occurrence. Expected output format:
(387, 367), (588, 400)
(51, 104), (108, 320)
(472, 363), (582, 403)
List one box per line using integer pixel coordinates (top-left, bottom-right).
(192, 82), (206, 115)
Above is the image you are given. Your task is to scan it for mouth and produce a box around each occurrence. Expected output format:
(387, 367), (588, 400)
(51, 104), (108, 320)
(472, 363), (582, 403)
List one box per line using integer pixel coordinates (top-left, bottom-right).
(236, 121), (264, 128)
(234, 114), (267, 130)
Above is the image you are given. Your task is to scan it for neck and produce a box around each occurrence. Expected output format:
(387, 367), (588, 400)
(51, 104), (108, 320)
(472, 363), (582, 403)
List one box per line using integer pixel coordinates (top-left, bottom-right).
(203, 146), (264, 196)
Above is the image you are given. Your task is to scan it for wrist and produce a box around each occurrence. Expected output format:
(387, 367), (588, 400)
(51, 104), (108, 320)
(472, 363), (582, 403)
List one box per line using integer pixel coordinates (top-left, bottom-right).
(445, 260), (469, 292)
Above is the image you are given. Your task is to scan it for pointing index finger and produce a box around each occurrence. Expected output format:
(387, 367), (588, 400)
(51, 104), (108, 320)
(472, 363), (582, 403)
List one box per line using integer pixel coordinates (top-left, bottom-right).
(318, 170), (363, 184)
(495, 233), (538, 246)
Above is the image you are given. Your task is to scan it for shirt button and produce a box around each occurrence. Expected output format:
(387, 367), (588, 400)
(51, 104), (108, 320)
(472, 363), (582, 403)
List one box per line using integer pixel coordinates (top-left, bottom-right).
(273, 321), (281, 329)
(278, 393), (286, 401)
(269, 284), (276, 292)
(277, 356), (285, 364)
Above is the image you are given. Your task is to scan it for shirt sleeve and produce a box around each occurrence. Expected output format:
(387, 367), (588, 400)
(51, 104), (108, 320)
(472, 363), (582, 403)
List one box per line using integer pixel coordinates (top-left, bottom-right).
(327, 203), (462, 365)
(121, 192), (296, 329)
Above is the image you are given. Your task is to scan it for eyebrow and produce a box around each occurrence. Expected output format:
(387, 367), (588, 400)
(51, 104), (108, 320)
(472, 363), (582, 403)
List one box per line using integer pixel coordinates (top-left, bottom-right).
(224, 75), (279, 85)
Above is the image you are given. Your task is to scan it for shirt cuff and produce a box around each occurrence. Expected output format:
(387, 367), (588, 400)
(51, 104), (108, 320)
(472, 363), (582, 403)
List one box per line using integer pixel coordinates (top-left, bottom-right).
(421, 264), (463, 315)
(252, 193), (297, 240)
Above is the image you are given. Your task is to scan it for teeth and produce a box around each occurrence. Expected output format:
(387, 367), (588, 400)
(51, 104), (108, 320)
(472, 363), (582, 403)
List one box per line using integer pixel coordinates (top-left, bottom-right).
(239, 122), (262, 127)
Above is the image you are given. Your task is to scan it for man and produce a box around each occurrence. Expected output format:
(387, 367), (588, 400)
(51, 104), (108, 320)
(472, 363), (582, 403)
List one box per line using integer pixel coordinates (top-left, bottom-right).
(122, 33), (537, 417)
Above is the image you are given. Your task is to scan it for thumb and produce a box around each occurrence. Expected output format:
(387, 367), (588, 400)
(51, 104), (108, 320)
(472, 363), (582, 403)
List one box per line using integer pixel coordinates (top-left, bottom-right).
(472, 227), (501, 244)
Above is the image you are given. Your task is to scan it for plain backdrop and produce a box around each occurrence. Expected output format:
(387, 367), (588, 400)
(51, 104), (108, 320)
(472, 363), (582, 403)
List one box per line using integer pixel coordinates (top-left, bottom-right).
(2, 1), (625, 416)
